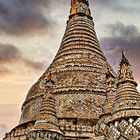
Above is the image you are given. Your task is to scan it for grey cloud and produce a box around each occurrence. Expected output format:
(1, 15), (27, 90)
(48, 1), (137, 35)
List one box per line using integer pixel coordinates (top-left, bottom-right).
(0, 44), (20, 63)
(23, 59), (46, 71)
(100, 22), (140, 79)
(0, 0), (55, 36)
(105, 22), (139, 38)
(90, 0), (140, 14)
(0, 0), (139, 36)
(0, 44), (45, 74)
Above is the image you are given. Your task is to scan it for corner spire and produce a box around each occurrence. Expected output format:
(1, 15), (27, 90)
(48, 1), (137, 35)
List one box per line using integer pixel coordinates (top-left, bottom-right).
(118, 52), (137, 87)
(105, 53), (140, 140)
(112, 52), (140, 119)
(120, 51), (130, 66)
(34, 95), (62, 134)
(94, 67), (116, 137)
(70, 0), (92, 20)
(26, 95), (64, 139)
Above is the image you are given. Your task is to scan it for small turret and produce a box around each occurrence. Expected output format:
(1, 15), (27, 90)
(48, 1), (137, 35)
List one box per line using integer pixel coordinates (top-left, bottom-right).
(26, 73), (64, 140)
(106, 53), (140, 140)
(117, 51), (137, 87)
(113, 52), (140, 119)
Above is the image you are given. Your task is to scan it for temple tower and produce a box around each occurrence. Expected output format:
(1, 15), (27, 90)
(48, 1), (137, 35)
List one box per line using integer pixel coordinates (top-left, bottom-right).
(15, 2), (116, 139)
(20, 0), (115, 126)
(106, 52), (140, 140)
(6, 0), (140, 140)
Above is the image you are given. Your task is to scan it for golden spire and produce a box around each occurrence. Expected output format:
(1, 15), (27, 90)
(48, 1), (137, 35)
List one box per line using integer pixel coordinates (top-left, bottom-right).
(70, 0), (92, 19)
(71, 0), (77, 5)
(71, 0), (89, 5)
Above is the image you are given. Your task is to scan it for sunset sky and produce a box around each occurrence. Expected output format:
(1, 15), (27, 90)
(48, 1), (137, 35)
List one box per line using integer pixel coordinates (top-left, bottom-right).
(0, 0), (140, 139)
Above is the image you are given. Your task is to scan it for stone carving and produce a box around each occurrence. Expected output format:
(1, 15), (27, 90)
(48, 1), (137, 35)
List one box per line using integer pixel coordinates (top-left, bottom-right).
(118, 52), (134, 82)
(106, 118), (140, 140)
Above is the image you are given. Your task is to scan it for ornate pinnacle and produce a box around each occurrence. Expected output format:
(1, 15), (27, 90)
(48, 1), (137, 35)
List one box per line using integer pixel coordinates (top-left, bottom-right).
(120, 51), (130, 66)
(26, 95), (63, 139)
(110, 53), (140, 122)
(70, 0), (92, 19)
(117, 52), (137, 87)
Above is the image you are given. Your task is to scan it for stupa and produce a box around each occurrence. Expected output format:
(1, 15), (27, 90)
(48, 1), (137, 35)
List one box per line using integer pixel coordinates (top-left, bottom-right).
(3, 0), (140, 140)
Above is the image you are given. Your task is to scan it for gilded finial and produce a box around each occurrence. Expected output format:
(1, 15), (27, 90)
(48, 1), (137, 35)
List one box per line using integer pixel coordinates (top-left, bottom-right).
(70, 0), (92, 20)
(71, 0), (89, 6)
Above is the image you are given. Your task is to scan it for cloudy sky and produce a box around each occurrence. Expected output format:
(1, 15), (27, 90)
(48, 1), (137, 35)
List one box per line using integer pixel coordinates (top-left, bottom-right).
(0, 0), (140, 139)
